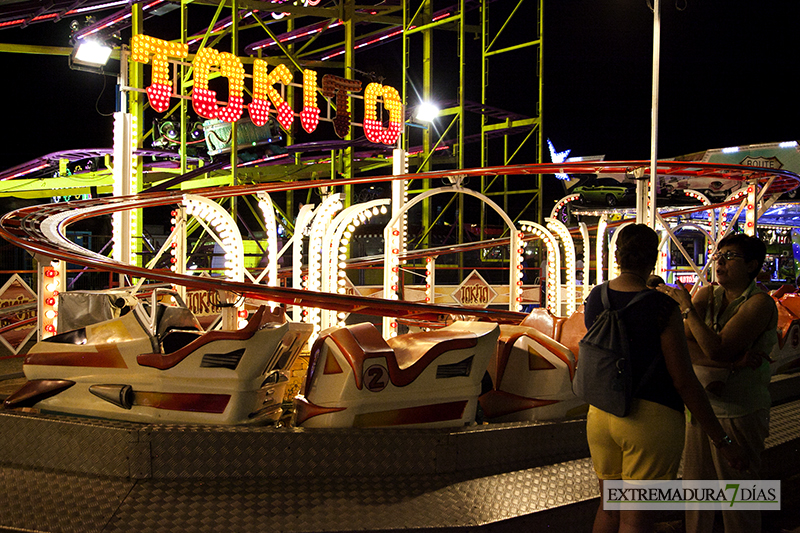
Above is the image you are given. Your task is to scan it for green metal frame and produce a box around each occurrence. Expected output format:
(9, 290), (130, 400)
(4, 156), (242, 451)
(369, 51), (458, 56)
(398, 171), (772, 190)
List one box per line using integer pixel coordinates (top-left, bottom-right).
(0, 0), (544, 267)
(400, 0), (543, 265)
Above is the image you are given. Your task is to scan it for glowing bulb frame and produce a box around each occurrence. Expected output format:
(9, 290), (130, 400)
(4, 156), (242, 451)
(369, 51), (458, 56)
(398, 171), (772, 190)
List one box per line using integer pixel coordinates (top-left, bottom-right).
(111, 112), (139, 272)
(545, 218), (577, 316)
(578, 222), (591, 300)
(182, 195), (245, 329)
(306, 194), (343, 343)
(658, 219), (715, 287)
(596, 215), (608, 285)
(383, 186), (519, 336)
(519, 220), (559, 314)
(549, 193), (581, 220)
(291, 204), (317, 322)
(38, 258), (65, 340)
(255, 192), (279, 289)
(322, 198), (390, 329)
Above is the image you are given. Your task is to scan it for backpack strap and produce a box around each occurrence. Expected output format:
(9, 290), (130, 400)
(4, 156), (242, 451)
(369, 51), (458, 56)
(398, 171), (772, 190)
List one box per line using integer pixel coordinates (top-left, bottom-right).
(606, 285), (662, 397)
(620, 287), (656, 313)
(600, 282), (611, 310)
(600, 282), (654, 314)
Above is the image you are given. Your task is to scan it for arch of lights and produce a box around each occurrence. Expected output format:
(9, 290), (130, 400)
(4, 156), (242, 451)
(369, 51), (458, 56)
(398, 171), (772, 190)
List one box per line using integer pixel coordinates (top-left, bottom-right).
(292, 204), (317, 322)
(518, 220), (559, 314)
(181, 194), (246, 329)
(578, 222), (591, 301)
(682, 189), (716, 230)
(596, 215), (608, 285)
(607, 221), (632, 280)
(683, 189), (713, 207)
(719, 188), (749, 236)
(255, 192), (279, 289)
(550, 193), (580, 220)
(545, 218), (578, 316)
(550, 188), (722, 291)
(254, 192), (281, 311)
(322, 199), (390, 330)
(306, 194), (344, 342)
(382, 186), (521, 337)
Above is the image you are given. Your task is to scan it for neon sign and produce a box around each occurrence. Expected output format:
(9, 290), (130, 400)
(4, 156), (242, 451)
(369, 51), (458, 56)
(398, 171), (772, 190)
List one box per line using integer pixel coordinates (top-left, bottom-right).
(131, 34), (402, 145)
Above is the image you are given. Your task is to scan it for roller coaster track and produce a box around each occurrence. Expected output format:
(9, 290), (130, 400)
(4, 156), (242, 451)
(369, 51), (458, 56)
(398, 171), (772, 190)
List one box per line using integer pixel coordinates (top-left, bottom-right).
(0, 161), (797, 324)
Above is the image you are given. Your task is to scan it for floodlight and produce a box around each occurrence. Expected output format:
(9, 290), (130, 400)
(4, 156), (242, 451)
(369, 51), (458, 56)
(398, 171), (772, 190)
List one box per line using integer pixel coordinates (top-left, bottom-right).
(69, 38), (113, 75)
(415, 102), (439, 123)
(72, 39), (112, 67)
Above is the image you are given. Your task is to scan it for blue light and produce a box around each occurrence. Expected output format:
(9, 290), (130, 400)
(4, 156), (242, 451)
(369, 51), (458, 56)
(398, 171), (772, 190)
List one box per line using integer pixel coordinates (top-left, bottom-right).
(547, 139), (571, 181)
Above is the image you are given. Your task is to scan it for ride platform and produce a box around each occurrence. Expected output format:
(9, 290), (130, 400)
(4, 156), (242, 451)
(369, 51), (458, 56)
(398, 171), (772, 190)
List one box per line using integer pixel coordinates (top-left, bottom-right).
(1, 374), (799, 532)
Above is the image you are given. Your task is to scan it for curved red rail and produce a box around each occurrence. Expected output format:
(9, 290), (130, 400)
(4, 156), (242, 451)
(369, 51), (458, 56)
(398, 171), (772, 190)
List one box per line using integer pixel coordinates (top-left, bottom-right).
(0, 161), (796, 324)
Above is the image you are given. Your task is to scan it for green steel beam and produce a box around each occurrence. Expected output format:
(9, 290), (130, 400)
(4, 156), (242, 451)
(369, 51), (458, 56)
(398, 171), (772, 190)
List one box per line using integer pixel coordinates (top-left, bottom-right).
(131, 5), (145, 269)
(480, 0), (543, 238)
(0, 44), (72, 55)
(342, 0), (356, 207)
(0, 176), (113, 198)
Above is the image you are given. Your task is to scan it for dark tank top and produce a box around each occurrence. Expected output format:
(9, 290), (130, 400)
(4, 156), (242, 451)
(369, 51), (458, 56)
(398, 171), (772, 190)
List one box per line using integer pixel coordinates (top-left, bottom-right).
(584, 286), (684, 413)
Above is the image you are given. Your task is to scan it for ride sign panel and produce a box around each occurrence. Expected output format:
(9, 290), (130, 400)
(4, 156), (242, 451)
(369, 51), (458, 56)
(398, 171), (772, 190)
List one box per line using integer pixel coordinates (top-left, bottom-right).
(130, 34), (402, 145)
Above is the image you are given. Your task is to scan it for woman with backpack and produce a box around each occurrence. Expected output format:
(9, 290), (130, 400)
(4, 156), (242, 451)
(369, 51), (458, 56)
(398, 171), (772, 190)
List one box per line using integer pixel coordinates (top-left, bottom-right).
(581, 224), (747, 533)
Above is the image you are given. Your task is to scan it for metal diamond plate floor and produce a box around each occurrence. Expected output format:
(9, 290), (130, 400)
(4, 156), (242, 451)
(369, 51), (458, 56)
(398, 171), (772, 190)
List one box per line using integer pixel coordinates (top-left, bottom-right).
(0, 445), (599, 532)
(0, 371), (799, 532)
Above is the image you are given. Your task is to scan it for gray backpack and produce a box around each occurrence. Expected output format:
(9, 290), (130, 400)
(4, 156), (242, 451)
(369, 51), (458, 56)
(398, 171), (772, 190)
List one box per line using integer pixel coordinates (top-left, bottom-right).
(573, 283), (659, 417)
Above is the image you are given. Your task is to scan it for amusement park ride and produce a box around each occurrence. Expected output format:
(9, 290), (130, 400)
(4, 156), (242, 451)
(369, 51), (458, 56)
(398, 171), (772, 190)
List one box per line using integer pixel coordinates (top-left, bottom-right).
(2, 1), (800, 531)
(2, 0), (800, 431)
(3, 158), (800, 427)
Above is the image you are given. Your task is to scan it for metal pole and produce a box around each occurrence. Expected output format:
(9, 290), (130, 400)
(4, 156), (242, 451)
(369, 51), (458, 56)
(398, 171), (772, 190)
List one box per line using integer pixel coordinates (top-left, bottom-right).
(648, 0), (661, 226)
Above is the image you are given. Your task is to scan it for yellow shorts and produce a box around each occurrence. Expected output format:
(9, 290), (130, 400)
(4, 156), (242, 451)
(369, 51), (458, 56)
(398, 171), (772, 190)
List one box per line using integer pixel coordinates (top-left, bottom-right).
(586, 399), (685, 480)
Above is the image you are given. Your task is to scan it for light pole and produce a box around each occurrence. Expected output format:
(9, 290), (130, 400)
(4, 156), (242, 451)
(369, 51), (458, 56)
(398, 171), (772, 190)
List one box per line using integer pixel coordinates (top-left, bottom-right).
(637, 0), (661, 227)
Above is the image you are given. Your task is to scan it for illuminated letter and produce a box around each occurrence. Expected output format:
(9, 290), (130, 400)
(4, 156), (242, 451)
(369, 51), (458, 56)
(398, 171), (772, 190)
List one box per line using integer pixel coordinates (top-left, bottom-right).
(250, 61), (293, 128)
(363, 83), (403, 145)
(131, 35), (188, 113)
(300, 69), (320, 133)
(250, 59), (271, 126)
(191, 47), (245, 122)
(321, 75), (362, 138)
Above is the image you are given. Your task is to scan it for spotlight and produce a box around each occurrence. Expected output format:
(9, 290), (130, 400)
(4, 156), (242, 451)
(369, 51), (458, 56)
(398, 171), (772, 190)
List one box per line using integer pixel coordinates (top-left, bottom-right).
(69, 37), (113, 75)
(71, 39), (112, 66)
(415, 102), (439, 123)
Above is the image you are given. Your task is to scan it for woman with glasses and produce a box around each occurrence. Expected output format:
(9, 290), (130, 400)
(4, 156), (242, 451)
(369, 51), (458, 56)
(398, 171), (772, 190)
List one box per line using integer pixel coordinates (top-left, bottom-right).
(659, 233), (778, 533)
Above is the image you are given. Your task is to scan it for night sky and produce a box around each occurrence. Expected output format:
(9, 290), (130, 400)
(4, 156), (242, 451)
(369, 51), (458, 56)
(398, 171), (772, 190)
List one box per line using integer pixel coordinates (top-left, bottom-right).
(0, 1), (797, 181)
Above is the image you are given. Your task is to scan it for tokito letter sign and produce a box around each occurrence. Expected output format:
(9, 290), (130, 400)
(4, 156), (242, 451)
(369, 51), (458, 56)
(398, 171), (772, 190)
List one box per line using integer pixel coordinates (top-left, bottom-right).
(131, 35), (402, 145)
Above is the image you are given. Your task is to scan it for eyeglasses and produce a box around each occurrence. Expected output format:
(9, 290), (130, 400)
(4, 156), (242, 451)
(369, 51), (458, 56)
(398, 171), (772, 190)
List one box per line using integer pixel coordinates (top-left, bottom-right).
(711, 251), (745, 262)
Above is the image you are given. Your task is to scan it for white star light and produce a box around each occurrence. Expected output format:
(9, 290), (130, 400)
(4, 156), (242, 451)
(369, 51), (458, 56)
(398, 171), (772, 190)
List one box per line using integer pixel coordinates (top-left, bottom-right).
(548, 139), (571, 181)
